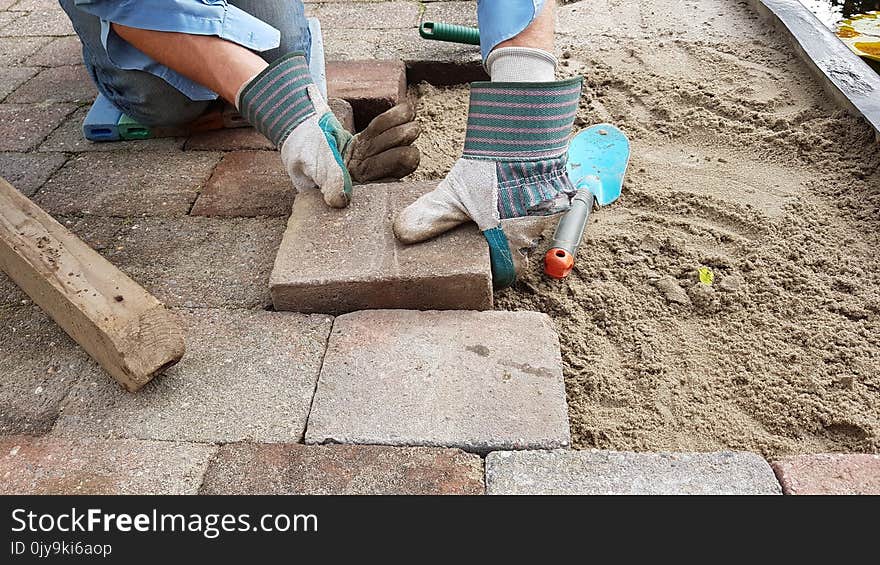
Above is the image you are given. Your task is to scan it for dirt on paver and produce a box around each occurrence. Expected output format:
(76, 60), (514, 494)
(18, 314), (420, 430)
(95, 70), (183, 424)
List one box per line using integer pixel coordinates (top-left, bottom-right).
(410, 13), (880, 457)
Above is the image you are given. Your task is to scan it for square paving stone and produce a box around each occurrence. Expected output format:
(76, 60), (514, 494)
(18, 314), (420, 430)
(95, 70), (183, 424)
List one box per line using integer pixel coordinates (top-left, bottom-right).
(305, 1), (420, 30)
(0, 436), (215, 495)
(305, 309), (570, 453)
(0, 66), (38, 100)
(35, 150), (220, 216)
(6, 65), (95, 103)
(52, 308), (333, 443)
(0, 103), (76, 151)
(771, 454), (880, 495)
(84, 215), (285, 309)
(191, 151), (293, 217)
(0, 304), (105, 435)
(200, 443), (485, 495)
(39, 106), (186, 153)
(327, 60), (406, 129)
(485, 450), (783, 495)
(0, 151), (67, 195)
(270, 181), (492, 314)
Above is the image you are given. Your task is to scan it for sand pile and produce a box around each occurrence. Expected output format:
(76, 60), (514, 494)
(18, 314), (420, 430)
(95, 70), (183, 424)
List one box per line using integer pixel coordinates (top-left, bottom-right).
(408, 14), (880, 457)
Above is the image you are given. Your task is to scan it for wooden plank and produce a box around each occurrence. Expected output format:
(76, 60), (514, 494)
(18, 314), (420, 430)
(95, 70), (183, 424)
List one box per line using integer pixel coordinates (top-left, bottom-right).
(0, 177), (184, 391)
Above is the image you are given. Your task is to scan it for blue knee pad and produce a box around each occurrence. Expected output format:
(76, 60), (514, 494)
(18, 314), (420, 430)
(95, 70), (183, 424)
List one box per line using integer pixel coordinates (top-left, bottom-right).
(477, 0), (547, 60)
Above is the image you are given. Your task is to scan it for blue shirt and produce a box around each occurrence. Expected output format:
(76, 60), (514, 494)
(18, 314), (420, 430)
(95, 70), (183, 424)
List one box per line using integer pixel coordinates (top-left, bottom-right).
(74, 0), (281, 100)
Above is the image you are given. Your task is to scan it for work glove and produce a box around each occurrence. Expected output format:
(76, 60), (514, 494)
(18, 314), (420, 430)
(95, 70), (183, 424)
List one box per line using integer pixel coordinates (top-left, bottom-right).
(393, 77), (583, 289)
(237, 52), (420, 209)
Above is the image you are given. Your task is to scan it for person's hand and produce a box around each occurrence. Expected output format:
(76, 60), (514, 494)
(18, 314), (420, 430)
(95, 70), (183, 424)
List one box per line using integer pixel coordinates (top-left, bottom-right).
(393, 77), (582, 289)
(345, 102), (421, 182)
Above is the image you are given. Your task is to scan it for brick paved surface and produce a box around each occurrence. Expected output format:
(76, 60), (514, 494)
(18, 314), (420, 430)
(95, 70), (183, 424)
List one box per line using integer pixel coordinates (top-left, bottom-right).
(2, 0), (862, 497)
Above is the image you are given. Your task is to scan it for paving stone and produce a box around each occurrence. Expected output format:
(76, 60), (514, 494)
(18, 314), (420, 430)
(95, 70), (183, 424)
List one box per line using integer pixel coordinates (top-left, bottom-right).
(771, 454), (880, 495)
(0, 66), (38, 100)
(0, 272), (26, 305)
(0, 0), (18, 9)
(0, 436), (215, 495)
(0, 151), (67, 195)
(0, 103), (76, 151)
(185, 127), (275, 151)
(0, 7), (74, 36)
(9, 0), (61, 12)
(0, 304), (105, 434)
(305, 1), (420, 29)
(53, 308), (333, 443)
(327, 60), (407, 129)
(328, 97), (355, 133)
(25, 35), (83, 66)
(0, 10), (17, 28)
(270, 181), (492, 314)
(80, 215), (284, 309)
(0, 36), (52, 66)
(191, 151), (292, 217)
(305, 309), (569, 453)
(6, 65), (95, 103)
(485, 450), (783, 495)
(200, 443), (485, 495)
(35, 150), (220, 216)
(39, 106), (186, 153)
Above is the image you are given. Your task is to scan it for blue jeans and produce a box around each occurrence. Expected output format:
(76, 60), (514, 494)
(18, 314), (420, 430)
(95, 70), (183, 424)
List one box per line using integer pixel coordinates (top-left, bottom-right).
(59, 0), (311, 126)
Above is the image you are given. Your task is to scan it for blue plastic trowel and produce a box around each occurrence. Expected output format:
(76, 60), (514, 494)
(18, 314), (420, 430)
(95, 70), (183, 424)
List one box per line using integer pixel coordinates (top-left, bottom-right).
(544, 123), (630, 279)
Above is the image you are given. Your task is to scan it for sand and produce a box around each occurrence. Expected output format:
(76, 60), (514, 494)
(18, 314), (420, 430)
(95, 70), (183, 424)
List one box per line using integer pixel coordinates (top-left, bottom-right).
(408, 4), (880, 457)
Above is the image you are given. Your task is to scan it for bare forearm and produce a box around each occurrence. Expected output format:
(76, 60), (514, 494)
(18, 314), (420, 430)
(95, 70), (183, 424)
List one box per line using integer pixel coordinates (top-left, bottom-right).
(111, 23), (267, 104)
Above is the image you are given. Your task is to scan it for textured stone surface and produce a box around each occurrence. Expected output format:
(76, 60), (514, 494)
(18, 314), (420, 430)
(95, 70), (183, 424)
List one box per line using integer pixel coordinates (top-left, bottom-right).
(0, 36), (52, 66)
(77, 215), (284, 309)
(35, 151), (220, 216)
(0, 103), (75, 151)
(771, 454), (880, 495)
(6, 65), (94, 104)
(25, 35), (83, 66)
(0, 304), (105, 434)
(327, 60), (407, 129)
(53, 308), (333, 443)
(39, 106), (186, 153)
(305, 1), (420, 30)
(0, 151), (67, 196)
(306, 310), (569, 452)
(485, 450), (783, 495)
(185, 127), (275, 151)
(0, 7), (74, 36)
(0, 436), (215, 495)
(271, 182), (492, 314)
(328, 97), (355, 133)
(200, 443), (485, 495)
(191, 151), (293, 217)
(0, 66), (38, 101)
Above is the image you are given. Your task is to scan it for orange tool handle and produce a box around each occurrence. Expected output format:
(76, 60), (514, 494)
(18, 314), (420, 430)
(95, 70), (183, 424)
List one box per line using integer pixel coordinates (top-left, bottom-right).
(543, 189), (593, 280)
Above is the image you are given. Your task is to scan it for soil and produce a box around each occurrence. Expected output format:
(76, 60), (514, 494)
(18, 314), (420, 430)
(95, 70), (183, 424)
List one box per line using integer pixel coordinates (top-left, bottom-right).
(407, 7), (880, 457)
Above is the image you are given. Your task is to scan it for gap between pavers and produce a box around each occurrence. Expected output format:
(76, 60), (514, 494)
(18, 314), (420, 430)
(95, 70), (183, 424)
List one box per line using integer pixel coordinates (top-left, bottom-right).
(51, 308), (333, 444)
(304, 309), (571, 454)
(0, 435), (216, 495)
(200, 442), (485, 495)
(484, 450), (783, 495)
(271, 181), (492, 314)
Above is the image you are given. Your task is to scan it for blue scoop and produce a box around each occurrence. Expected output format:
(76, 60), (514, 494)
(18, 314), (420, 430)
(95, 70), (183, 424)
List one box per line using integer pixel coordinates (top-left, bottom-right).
(566, 123), (630, 206)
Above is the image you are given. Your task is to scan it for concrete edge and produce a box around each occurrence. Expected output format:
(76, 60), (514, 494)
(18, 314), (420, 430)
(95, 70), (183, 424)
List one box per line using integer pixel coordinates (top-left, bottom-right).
(748, 0), (880, 140)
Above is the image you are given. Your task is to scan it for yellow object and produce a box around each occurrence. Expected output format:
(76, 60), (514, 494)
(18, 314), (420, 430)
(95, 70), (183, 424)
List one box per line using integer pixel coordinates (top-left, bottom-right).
(836, 12), (880, 62)
(698, 267), (714, 285)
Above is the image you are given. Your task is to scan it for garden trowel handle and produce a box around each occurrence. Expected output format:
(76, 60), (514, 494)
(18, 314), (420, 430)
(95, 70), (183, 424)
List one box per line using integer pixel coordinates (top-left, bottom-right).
(544, 188), (594, 279)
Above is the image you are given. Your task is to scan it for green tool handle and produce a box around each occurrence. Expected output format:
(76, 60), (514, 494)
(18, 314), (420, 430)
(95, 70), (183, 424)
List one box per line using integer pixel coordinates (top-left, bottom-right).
(419, 21), (480, 45)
